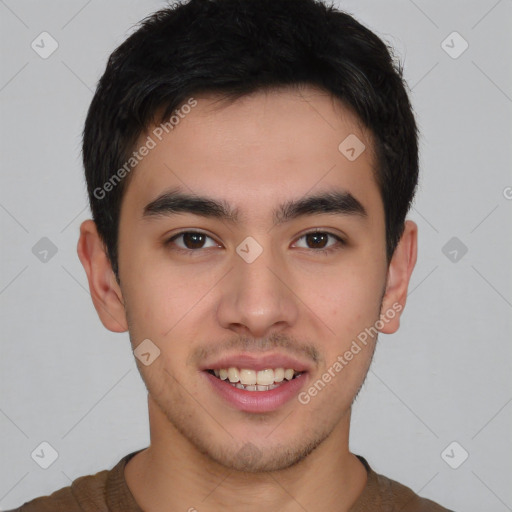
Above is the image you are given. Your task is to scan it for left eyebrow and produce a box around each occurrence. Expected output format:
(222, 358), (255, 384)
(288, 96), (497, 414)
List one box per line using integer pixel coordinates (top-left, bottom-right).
(274, 189), (367, 225)
(142, 187), (367, 225)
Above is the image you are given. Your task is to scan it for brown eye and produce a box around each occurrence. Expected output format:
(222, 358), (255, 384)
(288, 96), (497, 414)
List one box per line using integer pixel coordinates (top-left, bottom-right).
(181, 232), (206, 249)
(305, 232), (329, 249)
(294, 231), (345, 252)
(166, 231), (219, 251)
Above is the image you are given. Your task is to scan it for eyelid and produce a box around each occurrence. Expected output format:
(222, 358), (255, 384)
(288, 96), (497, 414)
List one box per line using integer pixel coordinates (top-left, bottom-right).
(293, 228), (346, 243)
(165, 228), (346, 253)
(292, 230), (346, 251)
(165, 229), (221, 249)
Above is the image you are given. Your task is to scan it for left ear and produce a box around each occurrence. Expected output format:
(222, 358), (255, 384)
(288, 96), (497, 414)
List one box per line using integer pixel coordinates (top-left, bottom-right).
(379, 220), (418, 334)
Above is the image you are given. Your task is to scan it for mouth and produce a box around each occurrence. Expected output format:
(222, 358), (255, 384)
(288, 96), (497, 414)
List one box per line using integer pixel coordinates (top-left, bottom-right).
(206, 367), (304, 392)
(201, 354), (310, 413)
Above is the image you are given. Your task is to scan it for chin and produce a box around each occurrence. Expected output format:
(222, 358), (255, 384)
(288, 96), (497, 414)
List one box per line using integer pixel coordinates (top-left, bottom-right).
(149, 378), (338, 473)
(213, 442), (319, 473)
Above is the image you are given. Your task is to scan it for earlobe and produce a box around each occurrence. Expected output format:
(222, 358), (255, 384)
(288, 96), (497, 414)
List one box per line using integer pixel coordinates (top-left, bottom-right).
(379, 220), (418, 334)
(77, 219), (128, 333)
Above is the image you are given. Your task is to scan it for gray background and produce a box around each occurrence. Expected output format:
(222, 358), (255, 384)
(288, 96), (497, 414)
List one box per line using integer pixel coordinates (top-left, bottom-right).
(1, 1), (511, 510)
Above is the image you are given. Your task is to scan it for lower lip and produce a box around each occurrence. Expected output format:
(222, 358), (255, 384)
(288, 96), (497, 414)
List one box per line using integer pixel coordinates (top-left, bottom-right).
(203, 371), (308, 413)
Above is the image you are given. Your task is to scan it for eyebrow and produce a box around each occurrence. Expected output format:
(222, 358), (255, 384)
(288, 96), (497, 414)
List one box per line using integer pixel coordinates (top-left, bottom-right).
(143, 187), (367, 225)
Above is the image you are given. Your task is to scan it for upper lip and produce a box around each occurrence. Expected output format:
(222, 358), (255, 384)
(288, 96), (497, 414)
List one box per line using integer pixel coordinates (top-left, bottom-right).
(200, 352), (313, 373)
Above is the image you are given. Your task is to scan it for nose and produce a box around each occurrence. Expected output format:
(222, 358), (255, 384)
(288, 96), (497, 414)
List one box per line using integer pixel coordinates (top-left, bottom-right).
(216, 241), (300, 339)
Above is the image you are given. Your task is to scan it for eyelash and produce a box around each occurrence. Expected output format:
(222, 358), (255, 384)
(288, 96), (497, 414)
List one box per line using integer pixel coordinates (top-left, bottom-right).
(164, 230), (346, 256)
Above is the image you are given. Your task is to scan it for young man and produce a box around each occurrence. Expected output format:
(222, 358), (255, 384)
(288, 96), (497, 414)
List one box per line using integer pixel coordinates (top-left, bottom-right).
(9, 0), (454, 510)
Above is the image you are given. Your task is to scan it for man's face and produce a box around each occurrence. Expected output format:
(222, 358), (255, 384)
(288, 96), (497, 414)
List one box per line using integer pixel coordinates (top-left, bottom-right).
(115, 86), (390, 471)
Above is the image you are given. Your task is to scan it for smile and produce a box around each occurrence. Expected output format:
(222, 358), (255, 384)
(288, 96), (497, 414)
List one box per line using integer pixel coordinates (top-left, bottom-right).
(207, 367), (304, 391)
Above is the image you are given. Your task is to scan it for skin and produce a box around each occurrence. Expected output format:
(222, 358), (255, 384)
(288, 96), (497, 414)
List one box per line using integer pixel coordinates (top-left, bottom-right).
(77, 84), (417, 511)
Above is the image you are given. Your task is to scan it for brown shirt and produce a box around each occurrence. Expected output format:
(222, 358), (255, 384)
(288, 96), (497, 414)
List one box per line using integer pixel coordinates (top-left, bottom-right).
(7, 449), (454, 511)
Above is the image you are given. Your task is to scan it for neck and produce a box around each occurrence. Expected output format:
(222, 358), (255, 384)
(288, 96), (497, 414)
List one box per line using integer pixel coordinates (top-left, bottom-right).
(125, 395), (367, 512)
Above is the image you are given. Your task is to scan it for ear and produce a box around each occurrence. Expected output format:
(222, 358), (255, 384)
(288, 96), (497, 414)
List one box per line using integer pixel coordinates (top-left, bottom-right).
(379, 220), (418, 334)
(77, 219), (128, 333)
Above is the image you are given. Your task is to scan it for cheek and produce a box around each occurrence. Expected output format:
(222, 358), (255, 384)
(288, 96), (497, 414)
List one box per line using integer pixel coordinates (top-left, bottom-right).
(122, 254), (218, 341)
(129, 280), (188, 338)
(123, 269), (197, 381)
(304, 262), (385, 339)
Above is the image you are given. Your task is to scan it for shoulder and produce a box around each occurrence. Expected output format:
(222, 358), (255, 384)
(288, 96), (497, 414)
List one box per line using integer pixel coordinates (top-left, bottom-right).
(352, 455), (455, 512)
(5, 468), (110, 512)
(370, 470), (454, 511)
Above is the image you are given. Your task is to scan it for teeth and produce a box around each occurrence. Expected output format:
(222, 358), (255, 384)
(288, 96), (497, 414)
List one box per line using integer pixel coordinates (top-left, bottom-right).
(230, 382), (285, 391)
(227, 367), (239, 383)
(239, 369), (257, 385)
(284, 368), (294, 381)
(256, 369), (274, 386)
(211, 367), (301, 388)
(274, 368), (284, 382)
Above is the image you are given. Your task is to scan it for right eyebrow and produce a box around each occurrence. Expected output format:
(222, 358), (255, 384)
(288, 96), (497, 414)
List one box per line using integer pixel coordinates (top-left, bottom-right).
(143, 187), (239, 223)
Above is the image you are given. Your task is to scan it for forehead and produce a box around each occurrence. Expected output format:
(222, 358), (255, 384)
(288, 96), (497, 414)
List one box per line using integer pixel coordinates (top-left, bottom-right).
(122, 85), (382, 223)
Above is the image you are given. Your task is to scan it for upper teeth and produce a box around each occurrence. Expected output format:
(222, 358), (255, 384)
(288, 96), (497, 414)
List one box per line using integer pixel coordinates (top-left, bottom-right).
(214, 367), (297, 385)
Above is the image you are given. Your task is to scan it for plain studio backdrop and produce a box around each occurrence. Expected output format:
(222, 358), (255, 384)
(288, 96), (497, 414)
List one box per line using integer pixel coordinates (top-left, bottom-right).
(1, 1), (511, 510)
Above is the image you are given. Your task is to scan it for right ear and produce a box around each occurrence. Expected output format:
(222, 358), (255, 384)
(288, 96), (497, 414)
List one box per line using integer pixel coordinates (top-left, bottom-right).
(77, 219), (128, 333)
